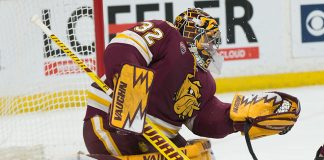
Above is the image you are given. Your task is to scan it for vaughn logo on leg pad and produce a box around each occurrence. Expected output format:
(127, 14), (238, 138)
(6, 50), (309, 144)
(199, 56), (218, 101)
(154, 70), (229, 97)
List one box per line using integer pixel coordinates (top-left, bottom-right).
(114, 81), (127, 121)
(110, 64), (154, 134)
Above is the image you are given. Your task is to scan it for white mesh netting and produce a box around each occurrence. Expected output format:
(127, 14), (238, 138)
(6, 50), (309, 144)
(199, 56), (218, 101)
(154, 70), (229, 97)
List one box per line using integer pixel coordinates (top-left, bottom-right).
(0, 0), (98, 159)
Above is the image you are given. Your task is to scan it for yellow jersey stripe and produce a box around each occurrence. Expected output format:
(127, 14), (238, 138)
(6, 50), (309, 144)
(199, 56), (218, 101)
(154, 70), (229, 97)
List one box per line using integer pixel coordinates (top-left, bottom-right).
(91, 117), (113, 155)
(98, 116), (122, 156)
(115, 33), (152, 61)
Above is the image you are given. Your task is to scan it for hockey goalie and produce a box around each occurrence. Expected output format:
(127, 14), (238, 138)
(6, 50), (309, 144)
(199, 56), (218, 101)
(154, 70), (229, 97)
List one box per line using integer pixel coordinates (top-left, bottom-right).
(83, 8), (301, 160)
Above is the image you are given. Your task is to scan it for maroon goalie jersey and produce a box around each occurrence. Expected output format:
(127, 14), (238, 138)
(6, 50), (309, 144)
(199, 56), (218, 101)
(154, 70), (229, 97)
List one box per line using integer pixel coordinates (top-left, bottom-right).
(84, 20), (235, 149)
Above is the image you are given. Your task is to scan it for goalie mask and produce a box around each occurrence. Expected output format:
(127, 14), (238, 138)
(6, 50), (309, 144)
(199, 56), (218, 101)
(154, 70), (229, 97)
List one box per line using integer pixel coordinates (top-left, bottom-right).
(174, 8), (223, 74)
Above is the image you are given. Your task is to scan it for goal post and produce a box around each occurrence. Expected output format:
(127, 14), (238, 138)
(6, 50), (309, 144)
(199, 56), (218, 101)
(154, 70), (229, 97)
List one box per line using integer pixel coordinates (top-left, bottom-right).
(93, 0), (105, 77)
(0, 0), (105, 159)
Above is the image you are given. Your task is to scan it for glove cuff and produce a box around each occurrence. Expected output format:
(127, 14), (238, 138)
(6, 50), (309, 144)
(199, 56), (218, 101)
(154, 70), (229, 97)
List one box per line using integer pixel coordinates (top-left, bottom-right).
(233, 122), (245, 132)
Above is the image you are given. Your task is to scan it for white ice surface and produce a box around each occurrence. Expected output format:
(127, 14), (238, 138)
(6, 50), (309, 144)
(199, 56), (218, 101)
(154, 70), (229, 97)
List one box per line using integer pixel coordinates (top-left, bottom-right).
(179, 85), (324, 160)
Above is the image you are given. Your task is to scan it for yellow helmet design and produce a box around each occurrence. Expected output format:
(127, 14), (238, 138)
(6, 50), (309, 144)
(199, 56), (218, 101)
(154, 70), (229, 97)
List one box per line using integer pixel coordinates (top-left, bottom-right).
(174, 8), (223, 73)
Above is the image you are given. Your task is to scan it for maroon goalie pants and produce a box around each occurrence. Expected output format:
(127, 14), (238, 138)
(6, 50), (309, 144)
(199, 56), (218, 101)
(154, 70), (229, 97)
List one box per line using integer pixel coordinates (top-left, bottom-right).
(83, 115), (187, 158)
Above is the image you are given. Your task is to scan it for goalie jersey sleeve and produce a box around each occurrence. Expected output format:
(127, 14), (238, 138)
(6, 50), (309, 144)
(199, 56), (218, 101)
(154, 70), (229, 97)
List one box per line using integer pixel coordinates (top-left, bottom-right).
(188, 96), (236, 138)
(184, 70), (236, 138)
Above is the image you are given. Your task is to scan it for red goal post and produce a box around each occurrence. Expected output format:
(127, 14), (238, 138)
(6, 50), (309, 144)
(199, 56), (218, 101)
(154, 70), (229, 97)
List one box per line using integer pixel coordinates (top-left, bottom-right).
(93, 0), (105, 77)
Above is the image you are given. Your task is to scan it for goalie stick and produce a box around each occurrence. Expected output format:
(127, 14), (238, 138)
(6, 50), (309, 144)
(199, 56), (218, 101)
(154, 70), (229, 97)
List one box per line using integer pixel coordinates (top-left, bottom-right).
(31, 15), (190, 160)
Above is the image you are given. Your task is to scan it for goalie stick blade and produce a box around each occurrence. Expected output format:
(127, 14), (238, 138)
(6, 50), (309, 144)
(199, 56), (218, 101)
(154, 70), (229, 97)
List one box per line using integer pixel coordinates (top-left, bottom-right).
(30, 14), (53, 36)
(30, 15), (40, 23)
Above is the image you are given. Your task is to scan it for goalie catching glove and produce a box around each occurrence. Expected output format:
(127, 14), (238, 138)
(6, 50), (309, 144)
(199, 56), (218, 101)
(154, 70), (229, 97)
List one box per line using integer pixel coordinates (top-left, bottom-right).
(230, 91), (300, 160)
(230, 91), (301, 139)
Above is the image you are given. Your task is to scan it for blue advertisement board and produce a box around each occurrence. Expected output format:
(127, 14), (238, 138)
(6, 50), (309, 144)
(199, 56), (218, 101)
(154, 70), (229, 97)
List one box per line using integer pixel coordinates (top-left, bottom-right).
(301, 4), (324, 43)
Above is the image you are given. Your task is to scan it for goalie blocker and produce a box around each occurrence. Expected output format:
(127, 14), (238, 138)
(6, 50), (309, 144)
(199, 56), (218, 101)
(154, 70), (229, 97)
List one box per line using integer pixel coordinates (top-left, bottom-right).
(110, 64), (154, 134)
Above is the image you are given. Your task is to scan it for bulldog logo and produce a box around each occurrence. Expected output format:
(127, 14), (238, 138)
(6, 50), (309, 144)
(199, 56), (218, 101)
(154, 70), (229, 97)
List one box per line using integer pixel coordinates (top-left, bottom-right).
(174, 74), (201, 119)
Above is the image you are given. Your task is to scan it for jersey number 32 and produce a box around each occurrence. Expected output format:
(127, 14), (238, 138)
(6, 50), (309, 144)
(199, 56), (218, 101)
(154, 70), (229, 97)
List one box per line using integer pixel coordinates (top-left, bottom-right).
(134, 22), (164, 46)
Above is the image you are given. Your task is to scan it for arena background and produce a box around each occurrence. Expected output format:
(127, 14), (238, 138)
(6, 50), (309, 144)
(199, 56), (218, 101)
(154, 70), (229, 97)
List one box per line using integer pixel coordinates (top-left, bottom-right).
(100, 0), (324, 93)
(1, 0), (323, 94)
(0, 0), (323, 159)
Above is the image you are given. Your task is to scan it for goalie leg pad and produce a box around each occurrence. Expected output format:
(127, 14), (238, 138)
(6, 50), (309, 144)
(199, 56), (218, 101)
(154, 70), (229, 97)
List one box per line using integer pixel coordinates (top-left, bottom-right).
(110, 64), (154, 134)
(93, 139), (214, 160)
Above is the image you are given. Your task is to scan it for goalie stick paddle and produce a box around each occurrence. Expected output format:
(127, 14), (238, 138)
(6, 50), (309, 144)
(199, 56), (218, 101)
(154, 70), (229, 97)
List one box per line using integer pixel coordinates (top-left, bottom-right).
(31, 15), (190, 160)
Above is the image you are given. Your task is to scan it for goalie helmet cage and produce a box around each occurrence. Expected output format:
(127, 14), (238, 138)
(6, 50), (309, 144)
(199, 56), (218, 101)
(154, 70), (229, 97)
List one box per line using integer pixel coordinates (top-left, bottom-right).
(0, 0), (105, 159)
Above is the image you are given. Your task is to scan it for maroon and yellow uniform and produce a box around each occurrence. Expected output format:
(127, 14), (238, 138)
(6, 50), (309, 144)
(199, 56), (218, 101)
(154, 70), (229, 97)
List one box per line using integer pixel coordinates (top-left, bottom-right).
(83, 20), (235, 156)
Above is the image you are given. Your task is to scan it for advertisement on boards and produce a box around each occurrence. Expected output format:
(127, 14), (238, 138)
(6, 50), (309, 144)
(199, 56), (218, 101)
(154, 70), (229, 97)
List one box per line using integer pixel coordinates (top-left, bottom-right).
(2, 0), (323, 84)
(104, 0), (260, 62)
(102, 0), (298, 77)
(291, 0), (324, 58)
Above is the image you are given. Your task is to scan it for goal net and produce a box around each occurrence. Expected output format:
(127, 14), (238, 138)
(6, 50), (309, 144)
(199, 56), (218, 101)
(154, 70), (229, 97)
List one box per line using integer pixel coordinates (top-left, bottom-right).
(0, 0), (104, 159)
